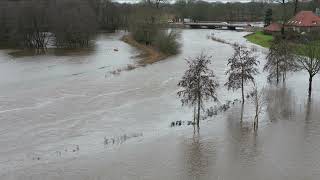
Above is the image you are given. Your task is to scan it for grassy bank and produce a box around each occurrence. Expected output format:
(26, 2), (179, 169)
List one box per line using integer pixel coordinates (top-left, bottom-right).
(245, 31), (274, 48)
(245, 31), (320, 53)
(122, 35), (168, 65)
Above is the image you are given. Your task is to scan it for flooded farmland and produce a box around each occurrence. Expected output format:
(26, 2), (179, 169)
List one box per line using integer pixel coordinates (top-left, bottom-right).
(0, 30), (320, 180)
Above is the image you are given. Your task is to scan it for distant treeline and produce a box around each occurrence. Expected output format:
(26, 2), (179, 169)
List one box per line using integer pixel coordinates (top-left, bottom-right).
(0, 0), (130, 48)
(0, 0), (318, 49)
(167, 0), (318, 22)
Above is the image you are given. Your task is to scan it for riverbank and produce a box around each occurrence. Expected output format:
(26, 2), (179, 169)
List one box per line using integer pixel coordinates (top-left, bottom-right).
(245, 31), (320, 56)
(121, 35), (168, 65)
(244, 31), (274, 48)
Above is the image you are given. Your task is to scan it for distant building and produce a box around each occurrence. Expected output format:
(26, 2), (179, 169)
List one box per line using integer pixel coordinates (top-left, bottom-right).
(183, 18), (192, 23)
(264, 22), (282, 34)
(286, 11), (320, 33)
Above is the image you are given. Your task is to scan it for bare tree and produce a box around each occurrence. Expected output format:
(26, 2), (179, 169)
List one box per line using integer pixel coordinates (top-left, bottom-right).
(248, 81), (266, 131)
(273, 0), (290, 36)
(3, 0), (50, 49)
(129, 6), (160, 45)
(0, 7), (9, 46)
(264, 39), (295, 84)
(50, 0), (97, 48)
(19, 4), (49, 49)
(225, 44), (259, 105)
(294, 0), (299, 15)
(93, 0), (127, 32)
(145, 0), (168, 9)
(295, 43), (320, 97)
(177, 53), (219, 127)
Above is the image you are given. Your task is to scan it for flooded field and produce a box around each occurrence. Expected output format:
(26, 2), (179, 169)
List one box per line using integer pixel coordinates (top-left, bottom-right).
(0, 30), (319, 180)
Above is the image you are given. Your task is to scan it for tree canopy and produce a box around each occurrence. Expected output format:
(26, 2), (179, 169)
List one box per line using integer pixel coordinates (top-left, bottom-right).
(178, 53), (219, 126)
(225, 44), (259, 104)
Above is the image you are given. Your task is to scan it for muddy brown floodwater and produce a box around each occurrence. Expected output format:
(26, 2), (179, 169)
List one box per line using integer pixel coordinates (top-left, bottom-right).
(0, 30), (319, 180)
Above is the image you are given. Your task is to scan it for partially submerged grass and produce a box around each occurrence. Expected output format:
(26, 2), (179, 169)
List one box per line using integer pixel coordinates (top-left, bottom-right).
(245, 31), (274, 48)
(209, 35), (233, 45)
(109, 64), (138, 76)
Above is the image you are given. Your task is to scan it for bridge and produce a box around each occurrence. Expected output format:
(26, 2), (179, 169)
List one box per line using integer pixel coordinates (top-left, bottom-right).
(183, 22), (250, 30)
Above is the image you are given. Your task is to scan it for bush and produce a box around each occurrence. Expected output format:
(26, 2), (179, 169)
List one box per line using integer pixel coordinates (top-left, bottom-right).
(130, 23), (159, 45)
(129, 6), (160, 45)
(154, 30), (180, 55)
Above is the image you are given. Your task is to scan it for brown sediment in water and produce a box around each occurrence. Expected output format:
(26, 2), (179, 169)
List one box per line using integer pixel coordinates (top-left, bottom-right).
(121, 35), (168, 65)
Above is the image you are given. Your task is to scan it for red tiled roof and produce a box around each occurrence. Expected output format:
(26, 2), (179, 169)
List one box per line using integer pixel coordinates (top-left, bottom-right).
(264, 23), (282, 32)
(287, 11), (320, 27)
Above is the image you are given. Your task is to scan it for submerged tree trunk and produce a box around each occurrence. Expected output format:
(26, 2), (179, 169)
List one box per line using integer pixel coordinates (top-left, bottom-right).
(197, 90), (201, 127)
(241, 76), (245, 104)
(254, 115), (258, 130)
(281, 25), (285, 37)
(308, 75), (313, 97)
(240, 103), (244, 123)
(276, 61), (279, 84)
(254, 90), (259, 131)
(294, 0), (298, 15)
(193, 106), (196, 125)
(281, 0), (286, 37)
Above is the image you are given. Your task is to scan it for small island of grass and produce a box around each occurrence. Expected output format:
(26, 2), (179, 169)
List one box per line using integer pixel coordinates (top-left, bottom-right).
(122, 35), (167, 65)
(122, 30), (180, 65)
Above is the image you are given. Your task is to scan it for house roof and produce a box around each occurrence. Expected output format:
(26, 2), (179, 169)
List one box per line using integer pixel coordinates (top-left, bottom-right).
(264, 22), (282, 32)
(287, 11), (320, 27)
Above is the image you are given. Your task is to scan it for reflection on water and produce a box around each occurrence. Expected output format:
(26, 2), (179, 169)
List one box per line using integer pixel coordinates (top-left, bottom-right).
(304, 97), (312, 122)
(266, 84), (296, 121)
(8, 47), (96, 57)
(186, 129), (204, 179)
(182, 128), (217, 180)
(303, 97), (320, 142)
